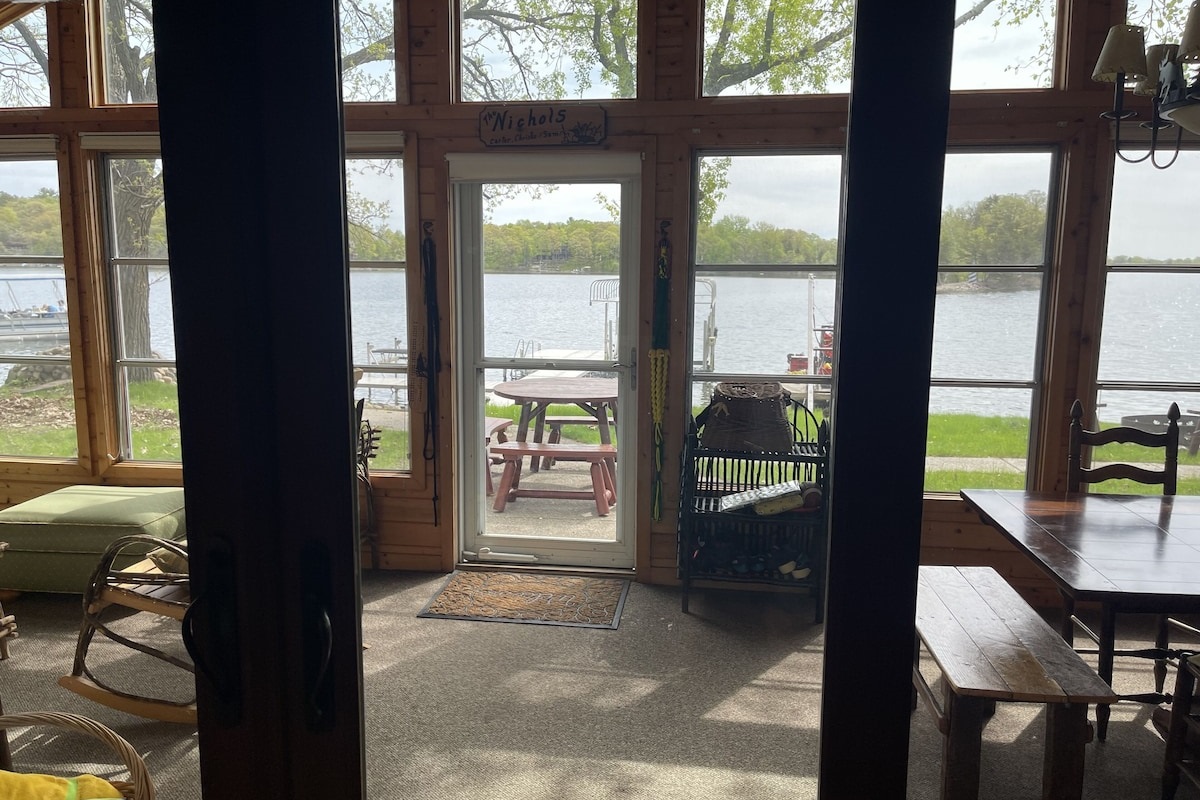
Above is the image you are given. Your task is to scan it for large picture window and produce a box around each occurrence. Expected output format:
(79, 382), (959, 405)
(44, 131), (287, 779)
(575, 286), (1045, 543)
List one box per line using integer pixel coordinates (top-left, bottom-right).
(0, 156), (74, 459)
(347, 155), (410, 472)
(459, 1), (637, 101)
(691, 152), (842, 416)
(1095, 151), (1200, 495)
(102, 155), (176, 461)
(927, 150), (1053, 491)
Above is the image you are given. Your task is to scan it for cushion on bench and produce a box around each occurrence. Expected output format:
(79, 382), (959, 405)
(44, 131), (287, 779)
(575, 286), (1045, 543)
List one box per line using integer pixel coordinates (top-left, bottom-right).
(0, 486), (186, 593)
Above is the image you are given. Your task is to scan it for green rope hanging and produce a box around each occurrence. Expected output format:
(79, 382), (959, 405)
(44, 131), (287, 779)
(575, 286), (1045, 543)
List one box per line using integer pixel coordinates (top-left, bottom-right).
(650, 221), (671, 521)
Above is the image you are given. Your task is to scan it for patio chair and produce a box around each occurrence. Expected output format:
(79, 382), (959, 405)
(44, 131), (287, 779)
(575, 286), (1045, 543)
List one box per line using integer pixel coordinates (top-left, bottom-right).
(1065, 398), (1190, 696)
(58, 535), (194, 725)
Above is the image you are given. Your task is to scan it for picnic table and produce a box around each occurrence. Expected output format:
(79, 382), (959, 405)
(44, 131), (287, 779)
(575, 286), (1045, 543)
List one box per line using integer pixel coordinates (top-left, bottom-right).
(488, 377), (619, 514)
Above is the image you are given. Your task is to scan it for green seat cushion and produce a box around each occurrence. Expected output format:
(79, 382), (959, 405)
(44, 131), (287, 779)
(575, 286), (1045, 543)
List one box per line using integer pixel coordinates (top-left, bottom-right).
(0, 485), (186, 593)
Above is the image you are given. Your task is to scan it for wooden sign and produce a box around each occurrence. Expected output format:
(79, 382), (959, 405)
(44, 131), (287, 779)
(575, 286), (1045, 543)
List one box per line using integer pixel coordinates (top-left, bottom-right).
(479, 105), (607, 147)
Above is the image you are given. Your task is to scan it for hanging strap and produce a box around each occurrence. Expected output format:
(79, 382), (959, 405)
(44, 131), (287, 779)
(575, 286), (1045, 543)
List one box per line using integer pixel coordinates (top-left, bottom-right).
(418, 221), (442, 526)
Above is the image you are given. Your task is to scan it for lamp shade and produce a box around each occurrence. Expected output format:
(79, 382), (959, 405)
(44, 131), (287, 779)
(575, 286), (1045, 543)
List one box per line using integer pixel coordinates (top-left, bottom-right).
(1180, 1), (1200, 61)
(1160, 99), (1200, 133)
(1093, 24), (1148, 82)
(1134, 43), (1179, 94)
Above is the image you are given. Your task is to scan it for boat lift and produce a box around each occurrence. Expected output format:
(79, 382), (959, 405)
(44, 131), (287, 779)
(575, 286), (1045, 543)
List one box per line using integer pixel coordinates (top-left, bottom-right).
(589, 277), (717, 373)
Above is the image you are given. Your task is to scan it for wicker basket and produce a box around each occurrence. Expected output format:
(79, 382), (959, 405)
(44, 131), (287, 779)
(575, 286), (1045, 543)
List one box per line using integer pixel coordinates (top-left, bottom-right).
(0, 712), (154, 800)
(697, 381), (795, 453)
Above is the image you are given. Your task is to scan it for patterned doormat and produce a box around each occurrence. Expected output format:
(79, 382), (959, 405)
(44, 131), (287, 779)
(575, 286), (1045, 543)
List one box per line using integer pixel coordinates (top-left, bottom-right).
(417, 571), (630, 629)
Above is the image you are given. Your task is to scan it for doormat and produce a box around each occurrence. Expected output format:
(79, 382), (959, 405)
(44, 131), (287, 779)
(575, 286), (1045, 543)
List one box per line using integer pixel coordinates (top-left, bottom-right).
(417, 571), (630, 629)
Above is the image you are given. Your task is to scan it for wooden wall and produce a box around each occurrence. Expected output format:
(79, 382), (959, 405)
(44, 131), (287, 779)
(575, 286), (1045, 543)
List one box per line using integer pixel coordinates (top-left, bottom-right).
(0, 0), (1137, 608)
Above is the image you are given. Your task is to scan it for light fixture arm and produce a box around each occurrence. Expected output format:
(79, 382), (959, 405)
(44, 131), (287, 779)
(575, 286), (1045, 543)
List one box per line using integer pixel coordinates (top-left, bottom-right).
(1103, 72), (1153, 165)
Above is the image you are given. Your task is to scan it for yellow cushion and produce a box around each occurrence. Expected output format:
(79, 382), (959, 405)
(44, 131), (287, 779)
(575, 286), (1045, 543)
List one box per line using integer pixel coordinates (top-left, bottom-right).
(0, 770), (123, 799)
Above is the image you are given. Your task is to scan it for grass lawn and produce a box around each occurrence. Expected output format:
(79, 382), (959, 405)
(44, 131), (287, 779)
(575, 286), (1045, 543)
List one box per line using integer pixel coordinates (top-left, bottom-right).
(2, 385), (1195, 494)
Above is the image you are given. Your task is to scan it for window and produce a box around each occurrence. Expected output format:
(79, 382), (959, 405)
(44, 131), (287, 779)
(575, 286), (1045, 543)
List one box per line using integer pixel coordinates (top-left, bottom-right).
(459, 0), (636, 101)
(691, 153), (842, 416)
(347, 156), (410, 472)
(0, 4), (51, 108)
(1095, 151), (1200, 495)
(100, 2), (397, 105)
(0, 156), (74, 459)
(950, 0), (1056, 90)
(702, 0), (855, 96)
(102, 155), (177, 461)
(928, 150), (1053, 491)
(341, 1), (397, 102)
(701, 0), (1056, 97)
(100, 1), (157, 104)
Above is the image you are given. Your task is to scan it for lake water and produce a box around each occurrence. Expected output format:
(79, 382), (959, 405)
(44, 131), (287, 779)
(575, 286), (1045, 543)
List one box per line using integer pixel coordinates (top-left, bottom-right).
(5, 269), (1198, 423)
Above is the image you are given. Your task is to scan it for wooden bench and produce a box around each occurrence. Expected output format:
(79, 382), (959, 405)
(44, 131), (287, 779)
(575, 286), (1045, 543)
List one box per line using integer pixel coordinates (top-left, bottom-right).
(490, 441), (616, 516)
(540, 413), (610, 469)
(913, 565), (1117, 800)
(483, 417), (512, 496)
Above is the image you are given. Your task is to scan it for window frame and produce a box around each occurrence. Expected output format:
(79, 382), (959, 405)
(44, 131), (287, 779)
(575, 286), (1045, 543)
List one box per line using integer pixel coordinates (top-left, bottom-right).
(687, 148), (842, 413)
(925, 146), (1060, 492)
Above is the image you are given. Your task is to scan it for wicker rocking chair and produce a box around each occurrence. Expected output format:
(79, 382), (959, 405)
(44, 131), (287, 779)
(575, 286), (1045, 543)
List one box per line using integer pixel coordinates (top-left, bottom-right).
(57, 535), (194, 725)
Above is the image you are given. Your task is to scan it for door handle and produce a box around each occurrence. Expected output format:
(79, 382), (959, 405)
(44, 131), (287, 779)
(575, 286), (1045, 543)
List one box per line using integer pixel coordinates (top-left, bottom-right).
(182, 536), (243, 727)
(301, 540), (335, 731)
(609, 348), (636, 389)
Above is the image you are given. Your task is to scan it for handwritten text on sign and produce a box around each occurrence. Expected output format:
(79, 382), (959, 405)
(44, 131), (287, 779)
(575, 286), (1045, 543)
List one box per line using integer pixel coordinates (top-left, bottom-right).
(479, 105), (607, 147)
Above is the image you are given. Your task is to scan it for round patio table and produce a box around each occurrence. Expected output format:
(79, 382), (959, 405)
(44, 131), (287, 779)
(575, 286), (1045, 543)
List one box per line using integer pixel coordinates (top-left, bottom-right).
(490, 377), (618, 447)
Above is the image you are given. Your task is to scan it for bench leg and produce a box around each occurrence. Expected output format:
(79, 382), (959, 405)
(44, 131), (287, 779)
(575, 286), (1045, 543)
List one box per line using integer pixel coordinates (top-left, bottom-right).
(603, 457), (617, 503)
(1043, 702), (1090, 800)
(942, 687), (987, 800)
(590, 462), (611, 516)
(492, 460), (519, 512)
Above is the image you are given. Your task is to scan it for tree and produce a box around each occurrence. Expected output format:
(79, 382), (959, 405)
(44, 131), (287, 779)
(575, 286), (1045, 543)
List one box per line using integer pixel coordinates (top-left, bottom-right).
(938, 191), (1047, 289)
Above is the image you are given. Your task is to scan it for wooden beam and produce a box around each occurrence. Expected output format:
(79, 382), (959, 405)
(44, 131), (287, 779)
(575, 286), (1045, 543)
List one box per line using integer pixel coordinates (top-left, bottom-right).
(817, 0), (955, 796)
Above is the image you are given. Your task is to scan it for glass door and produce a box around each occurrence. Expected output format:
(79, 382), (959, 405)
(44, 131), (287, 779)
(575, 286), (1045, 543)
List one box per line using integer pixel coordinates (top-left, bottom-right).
(452, 153), (639, 569)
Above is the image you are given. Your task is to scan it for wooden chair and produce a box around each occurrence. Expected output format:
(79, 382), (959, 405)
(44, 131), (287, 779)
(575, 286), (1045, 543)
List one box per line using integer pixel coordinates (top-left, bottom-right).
(58, 534), (195, 724)
(1068, 398), (1179, 494)
(1065, 398), (1188, 698)
(1162, 652), (1200, 800)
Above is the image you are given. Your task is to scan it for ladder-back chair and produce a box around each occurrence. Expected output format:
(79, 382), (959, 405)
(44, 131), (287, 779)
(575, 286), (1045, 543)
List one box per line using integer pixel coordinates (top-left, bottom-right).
(1065, 398), (1192, 698)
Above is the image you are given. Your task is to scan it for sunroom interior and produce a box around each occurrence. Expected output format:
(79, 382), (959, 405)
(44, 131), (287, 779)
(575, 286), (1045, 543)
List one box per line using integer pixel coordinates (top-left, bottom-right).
(1, 0), (1199, 796)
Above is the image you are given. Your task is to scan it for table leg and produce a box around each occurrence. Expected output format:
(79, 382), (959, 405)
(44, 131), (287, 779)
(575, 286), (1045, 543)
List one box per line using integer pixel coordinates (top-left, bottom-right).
(596, 402), (613, 445)
(1060, 591), (1076, 646)
(529, 402), (548, 472)
(1042, 702), (1090, 800)
(1096, 603), (1116, 741)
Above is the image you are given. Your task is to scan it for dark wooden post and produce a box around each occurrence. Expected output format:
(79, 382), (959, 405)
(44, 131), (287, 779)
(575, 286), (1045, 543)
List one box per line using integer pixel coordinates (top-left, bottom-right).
(817, 0), (955, 796)
(152, 2), (365, 797)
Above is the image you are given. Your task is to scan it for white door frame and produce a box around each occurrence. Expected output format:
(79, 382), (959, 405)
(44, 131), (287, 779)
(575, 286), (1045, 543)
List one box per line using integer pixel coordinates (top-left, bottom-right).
(450, 151), (641, 569)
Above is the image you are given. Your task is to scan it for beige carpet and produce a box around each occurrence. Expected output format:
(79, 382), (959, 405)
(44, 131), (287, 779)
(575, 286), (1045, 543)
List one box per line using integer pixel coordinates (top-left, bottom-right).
(417, 571), (630, 628)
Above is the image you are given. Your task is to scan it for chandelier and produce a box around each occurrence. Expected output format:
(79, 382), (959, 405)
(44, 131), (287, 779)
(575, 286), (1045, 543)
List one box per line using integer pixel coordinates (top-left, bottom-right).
(1092, 2), (1200, 169)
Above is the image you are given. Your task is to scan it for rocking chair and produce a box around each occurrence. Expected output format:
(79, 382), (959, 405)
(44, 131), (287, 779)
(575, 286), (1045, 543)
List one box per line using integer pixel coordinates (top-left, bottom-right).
(57, 535), (194, 724)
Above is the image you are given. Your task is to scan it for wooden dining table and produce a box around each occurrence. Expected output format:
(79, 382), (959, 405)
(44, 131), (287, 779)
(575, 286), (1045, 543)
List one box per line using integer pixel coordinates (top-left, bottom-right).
(959, 488), (1200, 740)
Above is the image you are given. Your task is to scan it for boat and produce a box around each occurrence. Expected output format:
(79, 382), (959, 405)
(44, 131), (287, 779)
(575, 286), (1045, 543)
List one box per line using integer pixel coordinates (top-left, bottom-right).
(0, 274), (69, 342)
